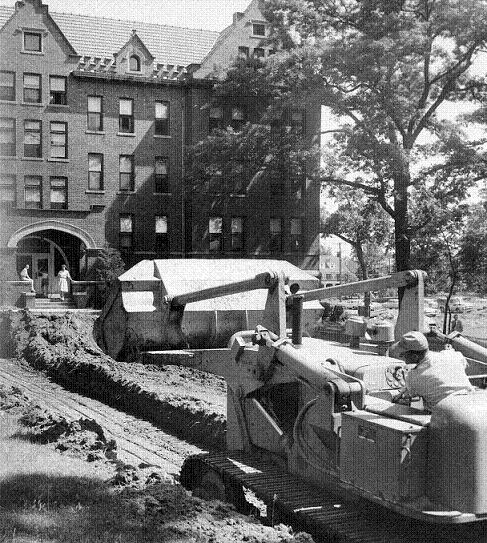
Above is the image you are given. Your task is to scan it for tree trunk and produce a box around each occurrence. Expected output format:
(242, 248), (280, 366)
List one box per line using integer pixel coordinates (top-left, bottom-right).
(393, 164), (411, 305)
(355, 243), (370, 313)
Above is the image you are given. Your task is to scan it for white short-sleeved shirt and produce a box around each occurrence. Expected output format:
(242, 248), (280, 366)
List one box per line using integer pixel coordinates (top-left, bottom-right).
(405, 350), (474, 410)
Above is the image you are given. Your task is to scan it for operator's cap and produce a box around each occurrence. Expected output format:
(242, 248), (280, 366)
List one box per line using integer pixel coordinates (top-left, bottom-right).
(391, 331), (429, 356)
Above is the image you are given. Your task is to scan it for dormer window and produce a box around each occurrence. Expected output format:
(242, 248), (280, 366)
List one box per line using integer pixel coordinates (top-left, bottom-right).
(23, 31), (42, 52)
(129, 55), (141, 72)
(252, 23), (266, 37)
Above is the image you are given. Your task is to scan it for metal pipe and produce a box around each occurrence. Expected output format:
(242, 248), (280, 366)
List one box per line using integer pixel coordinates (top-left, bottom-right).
(168, 271), (278, 307)
(298, 270), (422, 303)
(291, 295), (304, 346)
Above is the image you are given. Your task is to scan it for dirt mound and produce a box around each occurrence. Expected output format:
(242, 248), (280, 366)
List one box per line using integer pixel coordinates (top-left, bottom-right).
(8, 310), (226, 449)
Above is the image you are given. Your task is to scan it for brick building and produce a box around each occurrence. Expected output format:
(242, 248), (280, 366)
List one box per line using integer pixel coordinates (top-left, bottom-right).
(0, 0), (320, 300)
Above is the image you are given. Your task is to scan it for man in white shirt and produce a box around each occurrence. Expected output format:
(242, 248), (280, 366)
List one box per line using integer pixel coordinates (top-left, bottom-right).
(391, 331), (474, 411)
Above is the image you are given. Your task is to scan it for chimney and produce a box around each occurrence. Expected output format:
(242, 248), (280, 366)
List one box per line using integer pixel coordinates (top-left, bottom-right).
(15, 1), (25, 11)
(233, 12), (245, 25)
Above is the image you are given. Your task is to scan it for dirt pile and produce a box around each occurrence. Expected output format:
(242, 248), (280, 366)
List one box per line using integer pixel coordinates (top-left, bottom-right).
(7, 310), (226, 449)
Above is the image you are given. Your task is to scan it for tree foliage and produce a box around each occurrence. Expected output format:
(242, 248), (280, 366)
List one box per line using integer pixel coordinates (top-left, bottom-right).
(90, 245), (125, 307)
(188, 0), (487, 274)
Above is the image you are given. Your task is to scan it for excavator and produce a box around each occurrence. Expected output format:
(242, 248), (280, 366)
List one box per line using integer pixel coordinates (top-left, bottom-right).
(98, 260), (487, 542)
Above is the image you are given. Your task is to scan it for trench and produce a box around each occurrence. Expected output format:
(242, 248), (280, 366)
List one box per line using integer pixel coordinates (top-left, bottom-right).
(1, 310), (226, 452)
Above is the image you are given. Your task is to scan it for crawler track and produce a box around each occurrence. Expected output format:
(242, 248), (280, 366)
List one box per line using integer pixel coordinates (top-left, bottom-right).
(0, 358), (204, 476)
(180, 453), (487, 543)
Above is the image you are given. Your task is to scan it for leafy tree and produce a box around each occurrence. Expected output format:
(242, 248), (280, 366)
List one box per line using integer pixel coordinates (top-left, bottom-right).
(90, 245), (125, 307)
(459, 204), (487, 295)
(190, 0), (487, 274)
(322, 187), (392, 310)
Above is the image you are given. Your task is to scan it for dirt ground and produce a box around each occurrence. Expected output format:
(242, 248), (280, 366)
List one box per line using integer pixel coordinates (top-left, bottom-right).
(0, 383), (314, 543)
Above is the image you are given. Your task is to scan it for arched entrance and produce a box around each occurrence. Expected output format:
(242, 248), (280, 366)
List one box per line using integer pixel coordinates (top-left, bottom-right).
(8, 221), (96, 297)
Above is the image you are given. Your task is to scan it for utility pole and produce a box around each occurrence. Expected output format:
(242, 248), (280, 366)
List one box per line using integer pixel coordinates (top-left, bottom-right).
(338, 243), (342, 283)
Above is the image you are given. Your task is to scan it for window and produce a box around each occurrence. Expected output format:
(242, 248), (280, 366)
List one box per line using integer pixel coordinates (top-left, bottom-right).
(252, 23), (266, 36)
(209, 216), (223, 253)
(155, 215), (169, 253)
(209, 106), (224, 132)
(0, 118), (16, 156)
(208, 166), (222, 194)
(50, 177), (67, 209)
(23, 31), (42, 52)
(119, 155), (134, 191)
(23, 73), (41, 103)
(49, 76), (67, 105)
(88, 153), (103, 190)
(0, 175), (15, 205)
(232, 162), (246, 194)
(50, 122), (67, 158)
(231, 217), (244, 252)
(231, 107), (246, 131)
(119, 98), (134, 133)
(119, 214), (133, 250)
(253, 48), (265, 58)
(129, 55), (141, 71)
(87, 96), (103, 131)
(24, 120), (42, 157)
(0, 71), (15, 101)
(155, 101), (169, 136)
(269, 218), (283, 253)
(290, 110), (305, 134)
(290, 218), (304, 252)
(154, 157), (169, 193)
(25, 176), (42, 209)
(238, 46), (249, 59)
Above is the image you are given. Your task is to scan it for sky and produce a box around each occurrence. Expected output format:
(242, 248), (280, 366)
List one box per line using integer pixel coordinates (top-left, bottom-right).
(5, 0), (253, 31)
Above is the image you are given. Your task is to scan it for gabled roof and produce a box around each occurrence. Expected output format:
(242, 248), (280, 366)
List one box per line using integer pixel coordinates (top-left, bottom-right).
(116, 31), (155, 62)
(0, 4), (219, 66)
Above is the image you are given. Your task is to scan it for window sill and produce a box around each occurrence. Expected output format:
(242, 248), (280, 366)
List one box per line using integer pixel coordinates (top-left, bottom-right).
(0, 100), (17, 105)
(117, 191), (135, 195)
(153, 134), (171, 139)
(47, 157), (69, 162)
(85, 190), (105, 194)
(230, 193), (246, 198)
(21, 102), (44, 107)
(48, 103), (69, 108)
(153, 192), (172, 195)
(117, 132), (136, 137)
(0, 155), (17, 159)
(22, 157), (43, 161)
(21, 50), (44, 56)
(85, 130), (105, 135)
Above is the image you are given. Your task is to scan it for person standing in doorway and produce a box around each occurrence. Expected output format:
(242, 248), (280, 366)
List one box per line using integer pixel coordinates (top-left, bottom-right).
(57, 264), (71, 301)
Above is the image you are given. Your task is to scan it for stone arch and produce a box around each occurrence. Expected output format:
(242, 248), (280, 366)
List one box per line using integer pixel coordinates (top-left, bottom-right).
(7, 220), (97, 249)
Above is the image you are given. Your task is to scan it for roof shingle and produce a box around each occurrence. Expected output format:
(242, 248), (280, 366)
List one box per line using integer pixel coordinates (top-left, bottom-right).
(0, 4), (220, 66)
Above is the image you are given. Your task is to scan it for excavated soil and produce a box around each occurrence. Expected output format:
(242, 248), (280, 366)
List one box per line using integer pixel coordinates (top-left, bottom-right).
(0, 384), (314, 543)
(4, 310), (227, 450)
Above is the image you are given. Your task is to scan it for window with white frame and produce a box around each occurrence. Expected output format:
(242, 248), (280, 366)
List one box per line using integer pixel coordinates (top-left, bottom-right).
(155, 215), (169, 253)
(49, 76), (67, 105)
(87, 96), (103, 131)
(24, 120), (42, 157)
(155, 101), (169, 136)
(269, 218), (283, 253)
(119, 98), (134, 133)
(119, 214), (133, 249)
(23, 31), (42, 52)
(209, 216), (223, 253)
(119, 155), (134, 191)
(50, 121), (67, 158)
(0, 118), (16, 156)
(88, 153), (103, 190)
(290, 218), (304, 252)
(50, 177), (67, 209)
(0, 175), (15, 205)
(252, 22), (266, 37)
(0, 71), (15, 101)
(154, 157), (169, 193)
(23, 73), (41, 103)
(25, 175), (42, 209)
(231, 217), (244, 252)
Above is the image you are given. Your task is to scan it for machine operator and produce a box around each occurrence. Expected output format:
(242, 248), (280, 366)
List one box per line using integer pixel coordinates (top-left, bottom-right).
(391, 331), (474, 411)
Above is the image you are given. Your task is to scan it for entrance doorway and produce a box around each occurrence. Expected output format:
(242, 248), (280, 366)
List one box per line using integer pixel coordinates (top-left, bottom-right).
(32, 254), (50, 294)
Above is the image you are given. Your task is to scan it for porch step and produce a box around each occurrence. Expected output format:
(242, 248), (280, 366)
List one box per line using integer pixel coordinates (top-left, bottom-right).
(34, 296), (76, 310)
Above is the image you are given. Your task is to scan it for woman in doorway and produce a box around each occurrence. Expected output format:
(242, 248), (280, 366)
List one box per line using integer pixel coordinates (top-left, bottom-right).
(57, 264), (71, 301)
